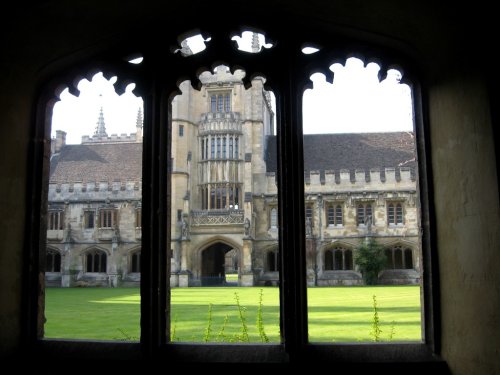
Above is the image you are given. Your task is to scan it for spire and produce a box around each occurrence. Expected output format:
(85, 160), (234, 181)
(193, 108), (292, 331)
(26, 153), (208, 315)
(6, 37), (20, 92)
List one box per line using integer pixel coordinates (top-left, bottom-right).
(251, 32), (260, 53)
(94, 106), (108, 137)
(136, 108), (143, 129)
(135, 107), (143, 143)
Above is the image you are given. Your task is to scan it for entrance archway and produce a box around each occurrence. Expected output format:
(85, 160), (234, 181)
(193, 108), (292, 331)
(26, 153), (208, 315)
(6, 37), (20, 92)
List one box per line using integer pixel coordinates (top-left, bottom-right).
(201, 242), (235, 286)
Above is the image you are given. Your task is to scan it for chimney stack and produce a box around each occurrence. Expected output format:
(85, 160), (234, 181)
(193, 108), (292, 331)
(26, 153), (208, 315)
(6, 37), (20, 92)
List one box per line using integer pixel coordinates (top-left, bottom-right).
(52, 130), (67, 153)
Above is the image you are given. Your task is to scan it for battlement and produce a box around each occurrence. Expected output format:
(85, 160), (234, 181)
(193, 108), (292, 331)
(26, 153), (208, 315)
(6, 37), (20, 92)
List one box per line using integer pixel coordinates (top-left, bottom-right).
(266, 167), (415, 191)
(48, 179), (142, 200)
(199, 66), (246, 84)
(81, 132), (140, 144)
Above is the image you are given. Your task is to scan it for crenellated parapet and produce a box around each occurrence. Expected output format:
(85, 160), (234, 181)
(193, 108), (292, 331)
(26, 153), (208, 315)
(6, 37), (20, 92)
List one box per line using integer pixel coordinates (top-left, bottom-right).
(81, 132), (140, 144)
(266, 167), (415, 192)
(199, 66), (246, 84)
(48, 179), (141, 201)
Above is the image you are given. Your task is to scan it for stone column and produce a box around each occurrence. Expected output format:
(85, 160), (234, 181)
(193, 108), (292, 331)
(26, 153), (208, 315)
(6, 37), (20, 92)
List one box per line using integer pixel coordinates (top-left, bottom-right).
(178, 240), (191, 287)
(240, 239), (254, 286)
(61, 250), (71, 287)
(207, 183), (211, 209)
(108, 229), (120, 287)
(169, 244), (180, 287)
(305, 238), (315, 286)
(107, 254), (119, 287)
(316, 242), (323, 285)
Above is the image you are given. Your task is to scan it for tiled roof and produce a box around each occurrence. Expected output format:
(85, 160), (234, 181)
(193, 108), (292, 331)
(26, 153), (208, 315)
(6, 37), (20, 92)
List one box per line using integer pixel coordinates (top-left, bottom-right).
(50, 132), (416, 184)
(265, 132), (416, 173)
(50, 143), (142, 183)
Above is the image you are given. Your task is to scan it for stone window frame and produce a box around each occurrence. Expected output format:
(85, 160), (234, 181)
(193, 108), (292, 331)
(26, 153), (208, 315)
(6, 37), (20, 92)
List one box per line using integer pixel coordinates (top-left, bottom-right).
(135, 207), (142, 228)
(265, 247), (279, 272)
(209, 91), (232, 113)
(305, 204), (314, 227)
(46, 248), (62, 273)
(27, 21), (440, 369)
(325, 201), (344, 227)
(387, 201), (405, 226)
(47, 209), (64, 230)
(84, 249), (107, 273)
(98, 208), (117, 229)
(269, 206), (278, 230)
(83, 209), (96, 229)
(385, 245), (414, 270)
(356, 201), (374, 227)
(324, 246), (353, 271)
(200, 134), (239, 161)
(129, 249), (142, 273)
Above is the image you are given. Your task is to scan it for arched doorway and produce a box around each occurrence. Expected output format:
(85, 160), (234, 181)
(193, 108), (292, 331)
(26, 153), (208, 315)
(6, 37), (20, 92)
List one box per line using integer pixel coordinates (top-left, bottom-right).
(201, 242), (235, 286)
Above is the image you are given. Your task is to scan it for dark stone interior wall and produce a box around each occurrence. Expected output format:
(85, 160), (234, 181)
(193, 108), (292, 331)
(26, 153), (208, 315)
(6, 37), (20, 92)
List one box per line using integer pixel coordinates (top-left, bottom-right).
(0, 2), (498, 374)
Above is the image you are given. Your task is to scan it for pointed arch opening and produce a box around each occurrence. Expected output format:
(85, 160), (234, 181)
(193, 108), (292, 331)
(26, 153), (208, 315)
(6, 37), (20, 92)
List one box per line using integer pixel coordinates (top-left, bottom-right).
(201, 242), (235, 286)
(85, 249), (107, 273)
(46, 248), (61, 273)
(323, 245), (353, 271)
(130, 249), (142, 273)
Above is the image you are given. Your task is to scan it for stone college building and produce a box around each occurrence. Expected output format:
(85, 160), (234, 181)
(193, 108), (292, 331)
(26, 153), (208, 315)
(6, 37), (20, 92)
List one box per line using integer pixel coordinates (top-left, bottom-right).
(46, 64), (421, 288)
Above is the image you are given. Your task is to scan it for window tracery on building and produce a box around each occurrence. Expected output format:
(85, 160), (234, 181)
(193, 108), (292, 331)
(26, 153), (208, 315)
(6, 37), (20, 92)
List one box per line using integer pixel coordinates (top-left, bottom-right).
(385, 246), (414, 269)
(200, 135), (240, 160)
(266, 248), (279, 272)
(85, 249), (107, 273)
(46, 249), (61, 272)
(200, 183), (240, 210)
(324, 246), (353, 271)
(231, 30), (274, 53)
(130, 249), (141, 273)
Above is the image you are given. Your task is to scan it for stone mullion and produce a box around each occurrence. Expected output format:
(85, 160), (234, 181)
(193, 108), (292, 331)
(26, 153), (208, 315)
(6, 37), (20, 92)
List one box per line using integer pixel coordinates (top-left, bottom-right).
(208, 134), (212, 159)
(207, 182), (211, 210)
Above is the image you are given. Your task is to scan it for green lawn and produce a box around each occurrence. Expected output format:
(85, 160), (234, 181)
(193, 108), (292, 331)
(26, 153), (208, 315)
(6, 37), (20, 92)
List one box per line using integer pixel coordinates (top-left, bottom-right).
(45, 286), (422, 342)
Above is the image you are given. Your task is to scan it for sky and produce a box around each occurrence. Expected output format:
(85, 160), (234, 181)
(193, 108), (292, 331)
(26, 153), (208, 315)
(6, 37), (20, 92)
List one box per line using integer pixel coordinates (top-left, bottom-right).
(51, 32), (413, 144)
(51, 76), (143, 145)
(303, 59), (413, 134)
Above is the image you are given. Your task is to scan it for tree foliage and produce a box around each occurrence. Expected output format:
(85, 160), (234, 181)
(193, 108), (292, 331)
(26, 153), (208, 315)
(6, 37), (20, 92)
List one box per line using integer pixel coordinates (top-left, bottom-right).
(354, 238), (387, 285)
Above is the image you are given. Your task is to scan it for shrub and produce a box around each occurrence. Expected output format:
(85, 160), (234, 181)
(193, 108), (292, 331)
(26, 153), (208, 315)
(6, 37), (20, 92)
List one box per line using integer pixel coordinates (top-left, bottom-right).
(354, 238), (386, 285)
